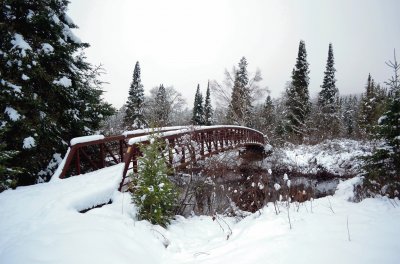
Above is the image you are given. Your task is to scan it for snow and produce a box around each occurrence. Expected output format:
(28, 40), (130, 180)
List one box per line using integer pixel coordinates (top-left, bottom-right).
(123, 125), (264, 139)
(51, 14), (60, 24)
(53, 76), (72, 88)
(266, 139), (374, 176)
(23, 136), (36, 149)
(11, 33), (32, 57)
(126, 125), (264, 146)
(41, 43), (54, 53)
(62, 24), (82, 44)
(21, 74), (30, 80)
(63, 14), (75, 25)
(27, 10), (34, 20)
(378, 115), (387, 124)
(50, 148), (71, 182)
(122, 126), (188, 137)
(1, 167), (399, 264)
(4, 107), (21, 121)
(70, 135), (105, 146)
(2, 80), (22, 93)
(335, 176), (362, 201)
(128, 129), (190, 145)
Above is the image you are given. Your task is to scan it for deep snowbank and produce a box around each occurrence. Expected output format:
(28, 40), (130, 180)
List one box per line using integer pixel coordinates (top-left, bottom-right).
(0, 165), (165, 264)
(1, 163), (399, 264)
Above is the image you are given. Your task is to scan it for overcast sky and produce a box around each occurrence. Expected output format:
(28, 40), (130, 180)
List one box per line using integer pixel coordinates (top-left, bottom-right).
(67, 0), (400, 108)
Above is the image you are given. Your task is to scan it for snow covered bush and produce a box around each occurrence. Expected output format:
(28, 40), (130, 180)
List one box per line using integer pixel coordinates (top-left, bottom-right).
(362, 52), (400, 199)
(0, 143), (21, 191)
(130, 134), (177, 227)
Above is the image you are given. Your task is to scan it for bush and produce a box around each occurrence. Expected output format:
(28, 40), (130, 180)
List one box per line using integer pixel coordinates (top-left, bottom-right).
(362, 52), (400, 199)
(130, 134), (177, 227)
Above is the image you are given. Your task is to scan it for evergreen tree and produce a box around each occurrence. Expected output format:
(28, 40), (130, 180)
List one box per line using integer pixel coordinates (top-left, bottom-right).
(363, 52), (400, 198)
(342, 95), (360, 138)
(358, 74), (387, 137)
(317, 43), (340, 139)
(0, 0), (114, 187)
(144, 86), (187, 127)
(319, 44), (338, 107)
(131, 133), (177, 227)
(286, 40), (311, 141)
(261, 95), (276, 140)
(227, 57), (252, 126)
(154, 84), (169, 127)
(124, 61), (146, 129)
(203, 81), (213, 126)
(0, 128), (22, 191)
(191, 84), (204, 125)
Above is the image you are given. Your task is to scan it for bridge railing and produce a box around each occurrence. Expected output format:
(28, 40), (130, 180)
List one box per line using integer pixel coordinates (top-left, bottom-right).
(50, 126), (265, 191)
(120, 126), (265, 190)
(52, 127), (189, 181)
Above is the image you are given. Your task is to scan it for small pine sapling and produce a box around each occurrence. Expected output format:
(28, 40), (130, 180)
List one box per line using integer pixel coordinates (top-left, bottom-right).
(131, 133), (177, 227)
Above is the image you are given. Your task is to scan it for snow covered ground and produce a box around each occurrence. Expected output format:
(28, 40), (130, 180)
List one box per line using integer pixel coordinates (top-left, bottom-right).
(265, 139), (375, 176)
(1, 162), (400, 263)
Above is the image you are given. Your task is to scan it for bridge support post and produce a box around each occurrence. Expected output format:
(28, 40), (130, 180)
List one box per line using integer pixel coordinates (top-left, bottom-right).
(119, 140), (124, 162)
(208, 131), (212, 153)
(75, 149), (81, 175)
(199, 132), (205, 156)
(214, 131), (219, 152)
(99, 143), (105, 168)
(168, 139), (174, 165)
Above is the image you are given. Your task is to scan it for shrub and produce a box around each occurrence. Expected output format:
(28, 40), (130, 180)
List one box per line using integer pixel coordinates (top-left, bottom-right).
(131, 134), (177, 227)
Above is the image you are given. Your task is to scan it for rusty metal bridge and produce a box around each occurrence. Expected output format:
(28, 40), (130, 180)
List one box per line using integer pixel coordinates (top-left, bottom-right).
(52, 126), (265, 191)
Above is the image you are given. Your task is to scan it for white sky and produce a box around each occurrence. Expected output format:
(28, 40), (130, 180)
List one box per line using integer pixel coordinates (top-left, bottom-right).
(67, 0), (400, 108)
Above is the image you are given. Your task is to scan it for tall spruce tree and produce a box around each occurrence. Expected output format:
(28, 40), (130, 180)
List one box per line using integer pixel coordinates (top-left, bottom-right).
(192, 84), (204, 125)
(124, 61), (146, 129)
(317, 43), (340, 139)
(363, 52), (400, 198)
(227, 57), (252, 126)
(0, 0), (114, 187)
(154, 84), (169, 127)
(203, 81), (213, 126)
(286, 40), (311, 141)
(319, 43), (338, 107)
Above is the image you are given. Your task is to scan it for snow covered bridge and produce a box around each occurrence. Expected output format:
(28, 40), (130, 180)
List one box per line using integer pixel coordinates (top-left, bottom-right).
(51, 126), (265, 190)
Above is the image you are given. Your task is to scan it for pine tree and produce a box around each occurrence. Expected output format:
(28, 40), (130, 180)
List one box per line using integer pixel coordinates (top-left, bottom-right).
(203, 81), (213, 126)
(286, 40), (311, 142)
(358, 74), (387, 137)
(131, 133), (177, 227)
(342, 95), (359, 138)
(0, 0), (114, 187)
(153, 84), (169, 127)
(227, 57), (252, 126)
(191, 84), (204, 125)
(124, 61), (146, 129)
(317, 43), (340, 139)
(319, 44), (338, 107)
(363, 52), (400, 198)
(0, 128), (22, 191)
(261, 95), (276, 140)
